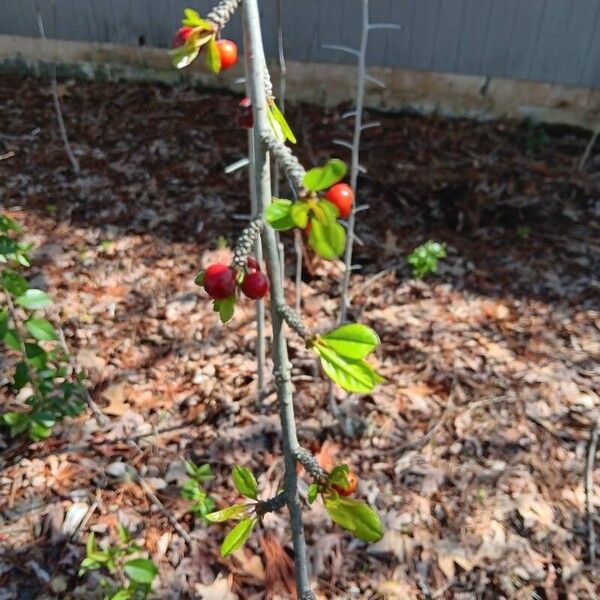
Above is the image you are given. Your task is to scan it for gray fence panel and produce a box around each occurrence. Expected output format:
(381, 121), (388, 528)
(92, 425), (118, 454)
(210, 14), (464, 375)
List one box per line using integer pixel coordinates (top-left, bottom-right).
(0, 0), (599, 88)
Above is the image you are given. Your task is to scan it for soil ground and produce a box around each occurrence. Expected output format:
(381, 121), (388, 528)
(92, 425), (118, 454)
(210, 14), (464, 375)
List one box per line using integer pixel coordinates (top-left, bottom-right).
(1, 74), (599, 599)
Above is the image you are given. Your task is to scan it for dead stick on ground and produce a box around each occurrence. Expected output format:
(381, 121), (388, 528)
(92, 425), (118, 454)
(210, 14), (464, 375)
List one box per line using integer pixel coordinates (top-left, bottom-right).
(58, 329), (192, 544)
(585, 419), (599, 565)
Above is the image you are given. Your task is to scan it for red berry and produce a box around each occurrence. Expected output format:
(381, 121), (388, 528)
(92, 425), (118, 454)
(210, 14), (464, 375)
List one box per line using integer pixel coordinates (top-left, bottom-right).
(237, 97), (254, 129)
(203, 264), (236, 299)
(216, 39), (238, 70)
(172, 26), (194, 48)
(325, 183), (353, 218)
(241, 271), (269, 299)
(332, 471), (358, 497)
(246, 256), (261, 272)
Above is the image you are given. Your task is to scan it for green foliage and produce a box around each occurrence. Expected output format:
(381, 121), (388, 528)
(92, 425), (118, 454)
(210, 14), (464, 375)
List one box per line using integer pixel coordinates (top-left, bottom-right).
(180, 462), (216, 518)
(1, 214), (86, 441)
(321, 324), (380, 360)
(232, 465), (258, 500)
(308, 219), (346, 260)
(79, 527), (157, 600)
(323, 495), (383, 543)
(205, 37), (221, 73)
(407, 240), (446, 279)
(525, 120), (549, 154)
(213, 296), (235, 324)
(170, 9), (216, 70)
(220, 517), (256, 557)
(310, 324), (384, 393)
(303, 159), (347, 192)
(265, 198), (296, 231)
(267, 101), (297, 144)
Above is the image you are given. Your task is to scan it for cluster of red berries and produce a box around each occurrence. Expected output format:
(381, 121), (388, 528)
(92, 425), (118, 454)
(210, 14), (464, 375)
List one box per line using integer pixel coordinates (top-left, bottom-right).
(203, 257), (269, 301)
(172, 27), (238, 71)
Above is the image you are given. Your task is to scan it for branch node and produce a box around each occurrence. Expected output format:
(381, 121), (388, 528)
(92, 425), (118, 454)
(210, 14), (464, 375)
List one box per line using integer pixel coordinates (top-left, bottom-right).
(232, 218), (264, 270)
(261, 132), (306, 193)
(276, 303), (314, 342)
(294, 447), (328, 485)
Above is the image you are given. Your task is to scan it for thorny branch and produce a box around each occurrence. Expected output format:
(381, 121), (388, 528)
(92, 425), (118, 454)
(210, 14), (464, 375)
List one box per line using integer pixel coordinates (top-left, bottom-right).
(206, 0), (241, 29)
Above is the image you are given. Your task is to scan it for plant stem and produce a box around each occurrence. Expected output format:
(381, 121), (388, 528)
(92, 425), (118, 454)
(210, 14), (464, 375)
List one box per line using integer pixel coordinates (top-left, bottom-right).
(338, 0), (369, 326)
(247, 128), (267, 400)
(328, 0), (370, 418)
(241, 1), (314, 597)
(36, 1), (80, 175)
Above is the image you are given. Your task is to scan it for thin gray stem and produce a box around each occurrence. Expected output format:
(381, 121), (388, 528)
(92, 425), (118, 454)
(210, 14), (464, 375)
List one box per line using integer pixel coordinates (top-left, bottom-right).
(242, 1), (314, 597)
(586, 420), (599, 564)
(36, 2), (80, 175)
(328, 0), (371, 417)
(338, 0), (369, 325)
(244, 129), (267, 399)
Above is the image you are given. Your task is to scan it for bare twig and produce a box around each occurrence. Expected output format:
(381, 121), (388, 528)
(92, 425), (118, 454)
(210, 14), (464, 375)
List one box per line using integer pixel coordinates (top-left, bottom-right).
(586, 420), (599, 564)
(0, 151), (15, 161)
(36, 1), (80, 175)
(579, 121), (600, 172)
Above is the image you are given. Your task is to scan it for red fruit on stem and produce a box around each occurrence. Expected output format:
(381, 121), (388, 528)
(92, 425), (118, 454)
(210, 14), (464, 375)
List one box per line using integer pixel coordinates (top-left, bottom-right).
(216, 39), (238, 70)
(237, 97), (254, 129)
(325, 183), (354, 218)
(172, 26), (194, 49)
(246, 256), (261, 272)
(241, 271), (269, 299)
(333, 471), (358, 497)
(203, 264), (236, 299)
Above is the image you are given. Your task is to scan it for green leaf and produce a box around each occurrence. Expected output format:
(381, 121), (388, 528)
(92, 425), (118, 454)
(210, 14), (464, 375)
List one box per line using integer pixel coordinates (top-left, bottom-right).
(205, 503), (249, 523)
(86, 532), (97, 556)
(328, 464), (350, 488)
(232, 465), (258, 500)
(205, 36), (221, 74)
(181, 479), (204, 502)
(267, 108), (286, 142)
(314, 199), (339, 226)
(25, 342), (47, 369)
(220, 517), (256, 557)
(218, 295), (235, 324)
(109, 589), (132, 600)
(290, 202), (310, 229)
(185, 461), (213, 482)
(307, 483), (319, 505)
(30, 421), (52, 441)
(0, 214), (21, 233)
(2, 271), (28, 296)
(303, 159), (347, 192)
(170, 44), (200, 69)
(0, 309), (8, 339)
(314, 344), (384, 393)
(324, 496), (384, 543)
(25, 318), (57, 341)
(13, 362), (29, 390)
(182, 8), (212, 28)
(15, 289), (52, 310)
(265, 199), (295, 231)
(124, 558), (157, 585)
(194, 270), (205, 286)
(117, 523), (131, 544)
(322, 324), (380, 359)
(2, 412), (31, 437)
(308, 219), (346, 260)
(268, 102), (297, 144)
(3, 328), (21, 351)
